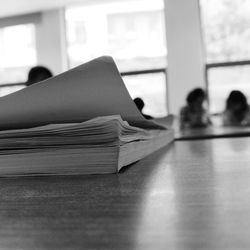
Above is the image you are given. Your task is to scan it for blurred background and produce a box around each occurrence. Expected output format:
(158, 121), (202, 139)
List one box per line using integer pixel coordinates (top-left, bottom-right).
(0, 0), (250, 117)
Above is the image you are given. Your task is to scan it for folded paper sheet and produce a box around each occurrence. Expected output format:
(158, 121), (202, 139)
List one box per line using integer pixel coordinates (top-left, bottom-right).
(0, 56), (163, 130)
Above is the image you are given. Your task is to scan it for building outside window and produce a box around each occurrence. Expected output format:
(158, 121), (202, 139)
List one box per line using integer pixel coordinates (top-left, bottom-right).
(65, 0), (167, 117)
(200, 0), (250, 114)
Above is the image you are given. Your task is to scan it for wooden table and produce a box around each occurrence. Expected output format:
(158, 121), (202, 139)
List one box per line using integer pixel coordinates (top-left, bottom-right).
(1, 137), (250, 249)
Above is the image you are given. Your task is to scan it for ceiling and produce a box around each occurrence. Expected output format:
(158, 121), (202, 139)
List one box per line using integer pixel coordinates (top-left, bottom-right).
(0, 0), (126, 18)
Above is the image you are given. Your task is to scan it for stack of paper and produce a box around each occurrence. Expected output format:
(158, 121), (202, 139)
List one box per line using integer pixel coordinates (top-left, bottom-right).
(0, 56), (174, 176)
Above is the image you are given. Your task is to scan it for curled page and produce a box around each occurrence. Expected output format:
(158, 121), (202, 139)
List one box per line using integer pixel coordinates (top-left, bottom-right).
(0, 56), (164, 130)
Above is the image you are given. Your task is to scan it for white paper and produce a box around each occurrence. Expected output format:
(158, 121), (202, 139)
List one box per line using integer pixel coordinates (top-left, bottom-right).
(0, 56), (163, 130)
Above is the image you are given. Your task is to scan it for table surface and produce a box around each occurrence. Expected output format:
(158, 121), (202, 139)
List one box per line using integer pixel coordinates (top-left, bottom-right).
(1, 137), (250, 250)
(176, 125), (250, 140)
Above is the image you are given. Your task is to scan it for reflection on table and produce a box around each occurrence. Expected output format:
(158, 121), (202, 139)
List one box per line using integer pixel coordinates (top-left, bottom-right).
(1, 137), (250, 249)
(176, 125), (250, 140)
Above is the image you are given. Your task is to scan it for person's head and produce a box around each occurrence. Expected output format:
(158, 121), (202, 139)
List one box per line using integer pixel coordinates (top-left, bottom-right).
(186, 88), (206, 109)
(134, 97), (145, 112)
(27, 66), (53, 86)
(226, 90), (248, 113)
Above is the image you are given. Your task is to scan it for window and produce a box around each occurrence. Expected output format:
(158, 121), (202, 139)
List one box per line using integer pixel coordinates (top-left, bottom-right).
(65, 0), (167, 117)
(0, 24), (36, 96)
(200, 0), (250, 113)
(122, 72), (167, 117)
(208, 65), (250, 113)
(200, 0), (250, 63)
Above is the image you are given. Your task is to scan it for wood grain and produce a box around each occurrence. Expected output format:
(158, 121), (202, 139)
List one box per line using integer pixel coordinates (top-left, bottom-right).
(0, 138), (250, 249)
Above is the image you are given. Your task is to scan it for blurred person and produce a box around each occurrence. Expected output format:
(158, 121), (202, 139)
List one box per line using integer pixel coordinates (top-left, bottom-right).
(26, 66), (53, 86)
(223, 90), (250, 126)
(179, 88), (211, 129)
(133, 97), (153, 120)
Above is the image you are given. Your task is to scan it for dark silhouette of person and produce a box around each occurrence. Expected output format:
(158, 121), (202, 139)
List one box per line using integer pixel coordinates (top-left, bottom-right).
(223, 90), (250, 126)
(179, 88), (211, 129)
(26, 66), (53, 86)
(133, 97), (153, 120)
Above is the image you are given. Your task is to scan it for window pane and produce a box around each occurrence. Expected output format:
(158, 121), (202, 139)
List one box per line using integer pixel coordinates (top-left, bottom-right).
(0, 24), (36, 84)
(200, 0), (250, 63)
(65, 0), (167, 72)
(208, 66), (250, 113)
(122, 73), (167, 117)
(0, 85), (25, 97)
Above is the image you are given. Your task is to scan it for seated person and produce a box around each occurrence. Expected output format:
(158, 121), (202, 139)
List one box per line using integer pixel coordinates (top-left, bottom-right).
(26, 66), (53, 86)
(223, 90), (250, 126)
(179, 88), (211, 129)
(133, 97), (153, 120)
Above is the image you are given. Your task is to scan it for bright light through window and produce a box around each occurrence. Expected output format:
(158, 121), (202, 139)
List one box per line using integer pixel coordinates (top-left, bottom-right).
(208, 66), (250, 113)
(65, 0), (167, 71)
(200, 0), (250, 63)
(122, 73), (167, 117)
(65, 0), (167, 117)
(0, 24), (36, 85)
(200, 0), (250, 115)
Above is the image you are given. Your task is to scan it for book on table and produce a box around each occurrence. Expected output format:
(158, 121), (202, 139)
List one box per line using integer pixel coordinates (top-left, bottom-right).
(0, 56), (174, 176)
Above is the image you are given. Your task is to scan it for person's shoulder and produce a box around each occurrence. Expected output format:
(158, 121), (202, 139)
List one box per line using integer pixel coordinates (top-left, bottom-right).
(201, 107), (209, 115)
(180, 105), (189, 114)
(223, 110), (234, 126)
(244, 107), (250, 124)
